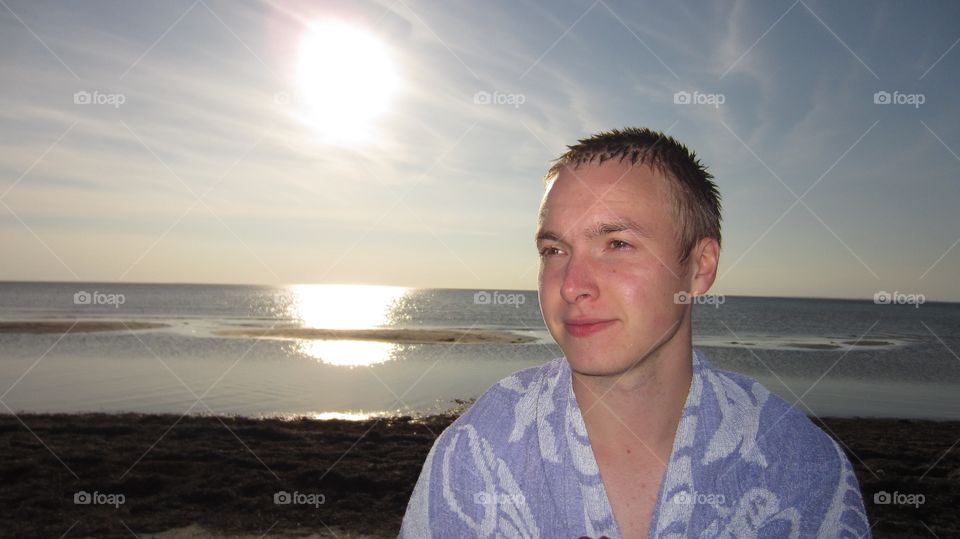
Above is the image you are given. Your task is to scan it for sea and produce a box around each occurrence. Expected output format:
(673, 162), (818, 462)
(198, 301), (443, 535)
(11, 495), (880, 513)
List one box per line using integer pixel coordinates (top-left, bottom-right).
(1, 282), (957, 420)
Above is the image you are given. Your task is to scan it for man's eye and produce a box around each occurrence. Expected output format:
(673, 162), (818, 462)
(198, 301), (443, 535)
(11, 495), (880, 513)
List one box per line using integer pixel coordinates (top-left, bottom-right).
(609, 239), (631, 250)
(539, 246), (562, 257)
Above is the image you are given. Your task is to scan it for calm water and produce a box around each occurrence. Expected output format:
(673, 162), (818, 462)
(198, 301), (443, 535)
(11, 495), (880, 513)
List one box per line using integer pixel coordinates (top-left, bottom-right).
(1, 282), (957, 419)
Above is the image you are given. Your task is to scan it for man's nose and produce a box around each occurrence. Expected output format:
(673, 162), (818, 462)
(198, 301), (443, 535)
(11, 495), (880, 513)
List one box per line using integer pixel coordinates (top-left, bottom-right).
(560, 253), (598, 304)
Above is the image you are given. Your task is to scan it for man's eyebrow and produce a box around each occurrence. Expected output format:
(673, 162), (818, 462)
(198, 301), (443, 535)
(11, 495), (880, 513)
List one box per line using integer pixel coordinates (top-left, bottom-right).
(584, 219), (652, 239)
(535, 230), (561, 242)
(535, 219), (652, 243)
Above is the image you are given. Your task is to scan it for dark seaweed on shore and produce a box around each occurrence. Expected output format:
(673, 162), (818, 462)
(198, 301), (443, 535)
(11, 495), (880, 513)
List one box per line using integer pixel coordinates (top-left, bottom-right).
(0, 412), (956, 538)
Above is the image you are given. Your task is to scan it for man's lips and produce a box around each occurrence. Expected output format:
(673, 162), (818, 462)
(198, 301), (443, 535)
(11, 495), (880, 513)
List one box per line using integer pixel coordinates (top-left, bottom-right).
(563, 319), (616, 337)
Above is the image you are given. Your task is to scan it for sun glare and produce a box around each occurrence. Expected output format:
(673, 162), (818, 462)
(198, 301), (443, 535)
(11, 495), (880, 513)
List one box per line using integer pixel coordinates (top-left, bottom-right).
(287, 284), (409, 367)
(296, 19), (398, 143)
(298, 339), (397, 367)
(289, 284), (408, 329)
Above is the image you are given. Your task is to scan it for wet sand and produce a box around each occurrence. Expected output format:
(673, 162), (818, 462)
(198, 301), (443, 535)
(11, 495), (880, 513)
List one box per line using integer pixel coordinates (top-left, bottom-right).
(212, 327), (536, 344)
(0, 320), (170, 333)
(0, 321), (535, 345)
(728, 339), (897, 351)
(0, 412), (956, 538)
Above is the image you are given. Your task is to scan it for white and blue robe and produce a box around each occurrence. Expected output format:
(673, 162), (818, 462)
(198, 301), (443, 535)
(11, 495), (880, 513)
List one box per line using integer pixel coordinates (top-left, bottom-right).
(401, 349), (870, 538)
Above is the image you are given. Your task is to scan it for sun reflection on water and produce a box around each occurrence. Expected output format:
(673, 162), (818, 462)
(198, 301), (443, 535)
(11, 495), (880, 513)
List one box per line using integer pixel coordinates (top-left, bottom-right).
(309, 411), (390, 421)
(270, 410), (395, 421)
(288, 284), (409, 367)
(297, 339), (397, 367)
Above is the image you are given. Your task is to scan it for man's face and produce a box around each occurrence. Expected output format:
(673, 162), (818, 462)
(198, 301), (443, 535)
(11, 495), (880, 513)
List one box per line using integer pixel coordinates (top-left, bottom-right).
(536, 161), (698, 378)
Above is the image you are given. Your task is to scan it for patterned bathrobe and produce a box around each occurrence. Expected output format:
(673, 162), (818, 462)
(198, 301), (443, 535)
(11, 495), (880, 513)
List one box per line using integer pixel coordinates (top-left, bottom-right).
(400, 349), (870, 538)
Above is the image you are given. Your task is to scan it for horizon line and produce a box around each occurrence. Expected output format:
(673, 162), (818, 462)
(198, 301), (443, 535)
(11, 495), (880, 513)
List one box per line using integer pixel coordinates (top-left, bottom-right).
(0, 279), (954, 305)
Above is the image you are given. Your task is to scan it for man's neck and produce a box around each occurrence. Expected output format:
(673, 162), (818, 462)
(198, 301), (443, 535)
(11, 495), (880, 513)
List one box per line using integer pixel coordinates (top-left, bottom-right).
(571, 338), (694, 461)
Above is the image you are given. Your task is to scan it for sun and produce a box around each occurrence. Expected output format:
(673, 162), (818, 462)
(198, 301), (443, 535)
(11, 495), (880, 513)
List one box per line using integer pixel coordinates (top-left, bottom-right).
(296, 19), (398, 143)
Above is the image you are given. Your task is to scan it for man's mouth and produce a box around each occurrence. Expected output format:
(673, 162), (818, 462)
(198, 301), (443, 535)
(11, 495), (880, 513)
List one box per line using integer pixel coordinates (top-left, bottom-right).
(563, 319), (616, 337)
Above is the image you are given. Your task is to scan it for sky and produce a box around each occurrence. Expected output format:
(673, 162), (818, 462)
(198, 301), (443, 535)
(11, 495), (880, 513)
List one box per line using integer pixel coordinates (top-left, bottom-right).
(1, 0), (958, 301)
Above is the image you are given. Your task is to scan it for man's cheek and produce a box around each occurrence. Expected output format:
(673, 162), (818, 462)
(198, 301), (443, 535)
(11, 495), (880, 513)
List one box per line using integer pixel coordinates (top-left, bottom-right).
(537, 286), (562, 321)
(609, 272), (649, 303)
(538, 268), (563, 297)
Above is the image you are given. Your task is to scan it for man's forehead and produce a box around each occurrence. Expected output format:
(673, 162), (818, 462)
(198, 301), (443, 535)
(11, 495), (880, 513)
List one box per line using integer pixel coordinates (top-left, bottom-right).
(538, 166), (672, 238)
(539, 176), (666, 220)
(536, 210), (655, 240)
(538, 199), (640, 223)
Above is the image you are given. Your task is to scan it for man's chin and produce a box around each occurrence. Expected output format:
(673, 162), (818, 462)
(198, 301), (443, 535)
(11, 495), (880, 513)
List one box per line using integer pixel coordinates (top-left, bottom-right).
(562, 351), (631, 378)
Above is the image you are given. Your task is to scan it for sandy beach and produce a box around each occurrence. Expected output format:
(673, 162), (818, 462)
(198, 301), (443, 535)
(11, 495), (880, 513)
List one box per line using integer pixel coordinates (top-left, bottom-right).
(212, 327), (537, 344)
(1, 412), (956, 538)
(0, 321), (171, 334)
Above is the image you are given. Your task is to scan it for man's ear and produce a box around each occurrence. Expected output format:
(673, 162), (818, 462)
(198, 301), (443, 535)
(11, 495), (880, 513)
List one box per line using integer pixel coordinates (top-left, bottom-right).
(688, 237), (720, 296)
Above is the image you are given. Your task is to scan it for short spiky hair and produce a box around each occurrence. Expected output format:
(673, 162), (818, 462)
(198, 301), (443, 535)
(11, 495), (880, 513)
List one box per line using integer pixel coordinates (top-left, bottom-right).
(544, 127), (722, 264)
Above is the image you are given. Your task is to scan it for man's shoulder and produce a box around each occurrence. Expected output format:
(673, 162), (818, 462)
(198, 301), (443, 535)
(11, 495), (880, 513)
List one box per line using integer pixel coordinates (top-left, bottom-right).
(697, 361), (869, 535)
(435, 358), (566, 445)
(703, 363), (846, 472)
(451, 358), (564, 423)
(403, 361), (565, 538)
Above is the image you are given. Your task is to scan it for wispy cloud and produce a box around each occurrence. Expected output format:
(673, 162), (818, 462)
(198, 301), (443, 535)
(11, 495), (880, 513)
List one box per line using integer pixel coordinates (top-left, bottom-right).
(0, 0), (958, 298)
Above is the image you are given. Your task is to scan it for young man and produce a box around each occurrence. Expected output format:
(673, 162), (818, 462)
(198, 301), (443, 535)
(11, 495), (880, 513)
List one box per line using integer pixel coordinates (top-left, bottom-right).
(400, 128), (869, 538)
